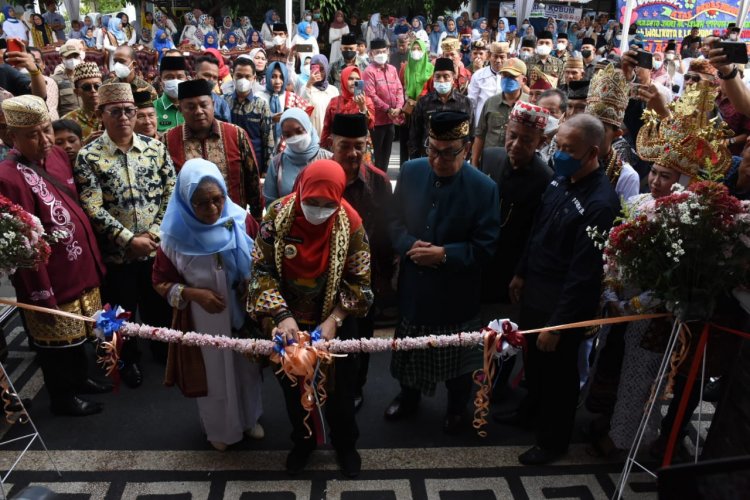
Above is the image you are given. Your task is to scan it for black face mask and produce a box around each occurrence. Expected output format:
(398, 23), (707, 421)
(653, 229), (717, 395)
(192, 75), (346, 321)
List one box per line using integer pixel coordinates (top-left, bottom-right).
(581, 49), (592, 59)
(342, 50), (356, 61)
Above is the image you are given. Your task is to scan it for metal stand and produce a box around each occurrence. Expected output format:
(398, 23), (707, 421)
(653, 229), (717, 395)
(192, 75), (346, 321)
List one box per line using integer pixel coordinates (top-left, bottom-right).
(0, 362), (60, 499)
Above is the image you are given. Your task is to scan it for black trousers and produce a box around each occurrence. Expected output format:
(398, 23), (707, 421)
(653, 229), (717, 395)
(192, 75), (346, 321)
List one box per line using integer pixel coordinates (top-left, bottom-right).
(100, 258), (172, 364)
(277, 317), (360, 451)
(400, 372), (474, 416)
(520, 304), (583, 452)
(35, 344), (88, 405)
(398, 123), (410, 164)
(371, 124), (395, 173)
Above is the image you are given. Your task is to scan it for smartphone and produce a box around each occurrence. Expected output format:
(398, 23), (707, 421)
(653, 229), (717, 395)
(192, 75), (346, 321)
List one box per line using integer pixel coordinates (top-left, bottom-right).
(6, 38), (24, 53)
(720, 41), (749, 64)
(636, 50), (653, 70)
(296, 44), (313, 53)
(354, 80), (364, 97)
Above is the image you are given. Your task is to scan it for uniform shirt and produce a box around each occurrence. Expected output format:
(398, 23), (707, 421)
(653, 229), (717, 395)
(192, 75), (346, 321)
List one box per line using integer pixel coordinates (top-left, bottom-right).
(408, 90), (473, 158)
(467, 65), (499, 128)
(516, 168), (619, 326)
(224, 91), (274, 174)
(475, 93), (528, 148)
(525, 54), (565, 81)
(74, 132), (176, 264)
(61, 108), (100, 142)
(154, 93), (184, 133)
(51, 71), (80, 117)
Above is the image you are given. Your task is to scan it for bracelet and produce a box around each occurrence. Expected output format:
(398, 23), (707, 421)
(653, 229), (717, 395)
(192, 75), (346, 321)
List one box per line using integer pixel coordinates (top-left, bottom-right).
(28, 67), (41, 76)
(718, 65), (739, 80)
(441, 250), (447, 265)
(273, 310), (293, 325)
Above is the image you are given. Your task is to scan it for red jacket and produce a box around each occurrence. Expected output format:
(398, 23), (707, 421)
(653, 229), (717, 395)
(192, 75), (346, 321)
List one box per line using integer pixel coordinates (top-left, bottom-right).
(363, 62), (405, 127)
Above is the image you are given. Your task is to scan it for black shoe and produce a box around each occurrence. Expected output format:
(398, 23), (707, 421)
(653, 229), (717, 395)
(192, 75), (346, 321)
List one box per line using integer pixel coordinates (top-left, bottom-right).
(443, 414), (465, 435)
(50, 396), (102, 417)
(336, 447), (361, 478)
(286, 444), (314, 475)
(518, 445), (565, 465)
(78, 378), (113, 394)
(354, 393), (364, 412)
(702, 378), (722, 403)
(120, 363), (143, 388)
(384, 393), (419, 420)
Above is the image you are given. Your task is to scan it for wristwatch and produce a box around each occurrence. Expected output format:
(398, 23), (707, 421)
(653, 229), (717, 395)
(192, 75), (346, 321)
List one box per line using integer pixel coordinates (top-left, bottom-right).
(718, 64), (738, 80)
(329, 313), (343, 328)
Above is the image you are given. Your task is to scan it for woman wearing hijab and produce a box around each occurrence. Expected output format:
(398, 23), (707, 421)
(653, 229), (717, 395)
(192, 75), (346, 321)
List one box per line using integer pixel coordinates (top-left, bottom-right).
(401, 39), (433, 111)
(428, 21), (443, 57)
(219, 16), (234, 45)
(203, 48), (232, 86)
(142, 10), (154, 34)
(292, 21), (320, 68)
(140, 27), (153, 48)
(222, 32), (241, 51)
(180, 12), (201, 48)
(438, 17), (458, 54)
(259, 61), (313, 147)
(236, 16), (253, 45)
(201, 31), (219, 50)
(117, 13), (137, 45)
(104, 16), (127, 69)
(264, 109), (332, 205)
(366, 13), (387, 49)
(299, 54), (339, 136)
(496, 17), (510, 42)
(152, 28), (174, 60)
(320, 66), (375, 149)
(154, 159), (264, 452)
(29, 14), (55, 47)
(249, 48), (268, 90)
(472, 17), (488, 42)
(3, 6), (28, 44)
(410, 17), (428, 43)
(245, 30), (263, 50)
(154, 10), (178, 41)
(195, 14), (212, 45)
(328, 10), (350, 65)
(261, 10), (276, 43)
(249, 159), (372, 477)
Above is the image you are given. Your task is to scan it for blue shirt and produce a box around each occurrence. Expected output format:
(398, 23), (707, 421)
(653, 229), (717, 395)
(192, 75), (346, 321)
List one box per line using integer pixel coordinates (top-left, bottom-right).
(43, 11), (66, 41)
(212, 93), (231, 123)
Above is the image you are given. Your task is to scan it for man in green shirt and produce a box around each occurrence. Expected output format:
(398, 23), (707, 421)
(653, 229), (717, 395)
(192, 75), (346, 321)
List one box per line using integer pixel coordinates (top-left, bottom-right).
(153, 56), (188, 134)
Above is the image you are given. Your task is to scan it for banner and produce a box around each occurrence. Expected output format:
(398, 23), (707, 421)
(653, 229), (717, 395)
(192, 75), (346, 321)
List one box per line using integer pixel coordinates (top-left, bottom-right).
(617, 0), (750, 51)
(544, 4), (584, 22)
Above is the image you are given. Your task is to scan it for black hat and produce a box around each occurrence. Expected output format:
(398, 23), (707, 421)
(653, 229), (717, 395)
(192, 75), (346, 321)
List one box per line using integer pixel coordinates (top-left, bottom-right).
(538, 30), (554, 40)
(581, 37), (595, 46)
(160, 56), (187, 73)
(521, 38), (535, 48)
(557, 33), (568, 40)
(134, 90), (154, 109)
(434, 57), (454, 72)
(332, 113), (368, 138)
(341, 33), (357, 45)
(566, 79), (590, 100)
(370, 38), (388, 50)
(178, 79), (214, 100)
(429, 111), (470, 140)
(272, 23), (287, 32)
(665, 41), (677, 51)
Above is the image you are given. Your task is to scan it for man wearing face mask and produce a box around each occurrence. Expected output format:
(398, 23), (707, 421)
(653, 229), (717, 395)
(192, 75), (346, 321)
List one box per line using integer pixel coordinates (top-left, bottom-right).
(52, 41), (83, 117)
(153, 56), (188, 133)
(525, 31), (564, 81)
(502, 114), (619, 465)
(552, 33), (574, 65)
(467, 42), (510, 128)
(163, 79), (262, 223)
(62, 63), (103, 144)
(329, 33), (368, 90)
(224, 58), (273, 174)
(580, 38), (597, 80)
(437, 38), (472, 94)
(267, 23), (291, 64)
(409, 57), (472, 158)
(103, 46), (158, 102)
(471, 58), (527, 166)
(519, 38), (536, 61)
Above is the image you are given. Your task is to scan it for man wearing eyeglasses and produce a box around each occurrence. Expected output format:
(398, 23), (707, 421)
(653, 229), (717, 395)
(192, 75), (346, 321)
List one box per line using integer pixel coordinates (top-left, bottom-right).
(74, 83), (176, 388)
(385, 111), (500, 434)
(62, 62), (103, 144)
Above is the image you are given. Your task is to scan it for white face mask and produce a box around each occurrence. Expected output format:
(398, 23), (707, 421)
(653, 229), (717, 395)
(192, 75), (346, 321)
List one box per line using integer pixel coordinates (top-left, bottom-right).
(305, 15), (312, 22)
(234, 77), (252, 94)
(544, 115), (559, 135)
(536, 45), (552, 56)
(273, 35), (285, 46)
(63, 58), (81, 70)
(522, 23), (529, 29)
(374, 53), (389, 65)
(301, 202), (337, 225)
(163, 79), (181, 99)
(301, 64), (310, 76)
(556, 42), (567, 51)
(730, 33), (739, 40)
(652, 60), (663, 70)
(410, 49), (423, 61)
(666, 53), (675, 61)
(434, 81), (452, 94)
(113, 62), (131, 79)
(285, 132), (311, 153)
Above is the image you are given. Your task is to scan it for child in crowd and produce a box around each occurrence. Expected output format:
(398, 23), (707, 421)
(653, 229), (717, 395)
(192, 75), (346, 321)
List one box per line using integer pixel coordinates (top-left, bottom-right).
(52, 119), (83, 165)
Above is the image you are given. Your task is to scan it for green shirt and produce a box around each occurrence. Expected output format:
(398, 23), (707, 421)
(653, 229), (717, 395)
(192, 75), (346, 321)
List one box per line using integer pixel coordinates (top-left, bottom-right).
(154, 93), (184, 133)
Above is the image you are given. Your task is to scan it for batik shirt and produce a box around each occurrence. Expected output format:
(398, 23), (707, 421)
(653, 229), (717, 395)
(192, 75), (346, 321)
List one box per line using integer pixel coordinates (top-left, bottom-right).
(224, 92), (274, 173)
(74, 132), (176, 264)
(61, 108), (100, 142)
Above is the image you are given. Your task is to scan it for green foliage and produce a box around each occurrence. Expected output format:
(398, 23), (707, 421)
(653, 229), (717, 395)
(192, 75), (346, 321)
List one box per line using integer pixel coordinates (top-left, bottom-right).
(82, 0), (128, 16)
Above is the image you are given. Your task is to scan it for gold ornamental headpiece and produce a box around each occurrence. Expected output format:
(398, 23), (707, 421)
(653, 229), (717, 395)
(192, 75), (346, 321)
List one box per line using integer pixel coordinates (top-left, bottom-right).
(585, 64), (629, 128)
(636, 80), (733, 180)
(429, 111), (470, 140)
(2, 95), (50, 127)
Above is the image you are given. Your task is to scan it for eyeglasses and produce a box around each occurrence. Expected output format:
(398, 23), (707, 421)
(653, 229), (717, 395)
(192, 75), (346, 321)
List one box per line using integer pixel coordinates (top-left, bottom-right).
(103, 107), (137, 118)
(424, 140), (467, 160)
(80, 83), (101, 92)
(191, 195), (225, 210)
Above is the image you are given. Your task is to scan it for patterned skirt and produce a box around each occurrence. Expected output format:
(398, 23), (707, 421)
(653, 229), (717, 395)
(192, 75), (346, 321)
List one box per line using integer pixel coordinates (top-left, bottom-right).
(390, 317), (483, 396)
(23, 288), (102, 347)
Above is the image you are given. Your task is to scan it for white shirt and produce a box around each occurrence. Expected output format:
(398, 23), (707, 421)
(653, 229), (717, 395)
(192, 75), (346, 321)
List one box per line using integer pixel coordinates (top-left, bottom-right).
(467, 66), (499, 128)
(3, 20), (28, 42)
(298, 83), (339, 136)
(615, 163), (640, 202)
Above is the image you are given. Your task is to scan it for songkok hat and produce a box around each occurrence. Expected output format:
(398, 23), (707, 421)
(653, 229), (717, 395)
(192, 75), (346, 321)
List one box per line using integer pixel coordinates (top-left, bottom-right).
(538, 30), (554, 40)
(529, 68), (557, 90)
(557, 32), (568, 40)
(341, 33), (357, 45)
(434, 57), (454, 72)
(509, 101), (549, 130)
(178, 79), (214, 100)
(581, 37), (596, 47)
(134, 90), (155, 109)
(566, 79), (590, 100)
(665, 41), (677, 52)
(2, 95), (49, 127)
(441, 37), (460, 53)
(460, 27), (472, 35)
(521, 38), (535, 48)
(332, 113), (368, 138)
(272, 23), (287, 32)
(499, 58), (527, 78)
(429, 111), (470, 140)
(585, 64), (628, 127)
(73, 62), (102, 84)
(490, 41), (509, 54)
(98, 83), (134, 107)
(160, 56), (187, 72)
(60, 40), (82, 58)
(637, 81), (732, 181)
(370, 38), (388, 50)
(564, 57), (584, 70)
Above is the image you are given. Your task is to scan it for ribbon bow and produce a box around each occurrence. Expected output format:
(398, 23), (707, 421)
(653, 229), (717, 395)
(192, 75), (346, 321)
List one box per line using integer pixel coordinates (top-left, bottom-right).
(92, 304), (131, 378)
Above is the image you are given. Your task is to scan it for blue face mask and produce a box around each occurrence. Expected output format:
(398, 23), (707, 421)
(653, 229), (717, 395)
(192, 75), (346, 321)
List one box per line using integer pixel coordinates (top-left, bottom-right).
(553, 150), (587, 178)
(500, 76), (520, 94)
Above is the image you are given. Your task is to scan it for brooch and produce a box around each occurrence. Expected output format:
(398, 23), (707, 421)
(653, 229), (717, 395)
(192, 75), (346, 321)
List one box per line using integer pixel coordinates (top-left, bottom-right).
(284, 244), (297, 259)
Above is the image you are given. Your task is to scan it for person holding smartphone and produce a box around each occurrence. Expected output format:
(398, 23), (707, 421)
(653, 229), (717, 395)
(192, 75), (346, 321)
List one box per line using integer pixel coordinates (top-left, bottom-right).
(320, 66), (375, 148)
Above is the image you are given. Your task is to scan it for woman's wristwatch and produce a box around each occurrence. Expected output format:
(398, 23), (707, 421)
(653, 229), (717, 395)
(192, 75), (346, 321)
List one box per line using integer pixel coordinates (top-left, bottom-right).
(329, 312), (343, 328)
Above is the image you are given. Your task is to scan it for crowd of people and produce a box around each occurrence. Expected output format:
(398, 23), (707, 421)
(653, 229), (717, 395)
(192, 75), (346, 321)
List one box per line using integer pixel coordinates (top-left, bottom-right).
(0, 2), (748, 481)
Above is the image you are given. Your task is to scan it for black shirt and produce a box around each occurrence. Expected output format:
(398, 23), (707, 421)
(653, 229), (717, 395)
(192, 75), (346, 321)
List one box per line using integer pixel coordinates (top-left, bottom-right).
(408, 90), (473, 159)
(0, 64), (31, 97)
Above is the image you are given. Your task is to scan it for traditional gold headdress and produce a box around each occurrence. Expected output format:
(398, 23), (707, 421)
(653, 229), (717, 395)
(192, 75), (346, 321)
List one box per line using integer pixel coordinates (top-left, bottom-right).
(636, 80), (732, 180)
(585, 64), (629, 128)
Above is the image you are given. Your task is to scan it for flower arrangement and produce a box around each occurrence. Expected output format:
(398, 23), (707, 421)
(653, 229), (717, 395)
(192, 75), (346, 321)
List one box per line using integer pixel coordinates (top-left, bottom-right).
(0, 194), (65, 278)
(589, 182), (750, 321)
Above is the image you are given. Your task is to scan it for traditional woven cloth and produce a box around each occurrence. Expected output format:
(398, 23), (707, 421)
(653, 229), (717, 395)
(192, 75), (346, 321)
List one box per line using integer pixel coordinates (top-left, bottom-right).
(529, 68), (557, 90)
(586, 64), (629, 127)
(23, 288), (102, 347)
(98, 82), (134, 107)
(509, 101), (549, 130)
(72, 62), (102, 84)
(2, 95), (49, 127)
